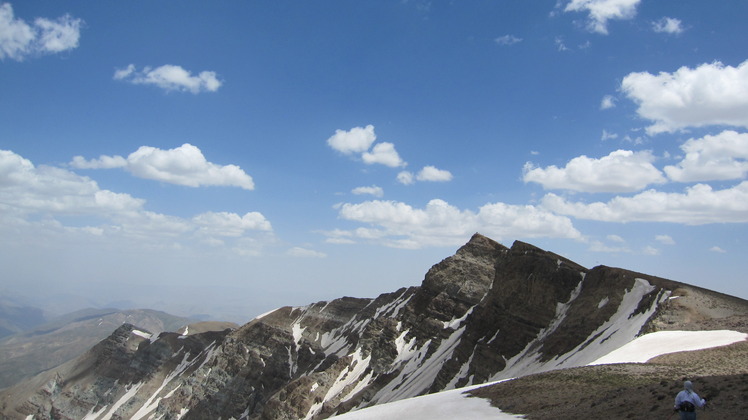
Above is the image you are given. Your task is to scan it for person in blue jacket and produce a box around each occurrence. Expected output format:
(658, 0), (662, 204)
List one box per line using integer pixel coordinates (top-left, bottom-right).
(673, 380), (706, 419)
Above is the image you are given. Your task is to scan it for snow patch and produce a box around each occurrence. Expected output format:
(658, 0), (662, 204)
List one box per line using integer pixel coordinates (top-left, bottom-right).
(131, 329), (152, 340)
(442, 306), (475, 329)
(590, 330), (748, 365)
(374, 325), (466, 404)
(597, 297), (609, 309)
(334, 381), (523, 419)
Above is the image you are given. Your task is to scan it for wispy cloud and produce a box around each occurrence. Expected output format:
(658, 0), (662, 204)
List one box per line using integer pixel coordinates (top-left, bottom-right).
(0, 3), (82, 61)
(652, 17), (684, 34)
(600, 94), (616, 110)
(655, 234), (675, 245)
(352, 185), (384, 197)
(495, 34), (522, 46)
(114, 64), (222, 94)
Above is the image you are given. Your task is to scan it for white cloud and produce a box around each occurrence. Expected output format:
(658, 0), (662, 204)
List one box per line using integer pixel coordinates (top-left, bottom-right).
(1, 149), (273, 254)
(397, 167), (452, 184)
(71, 144), (255, 190)
(564, 0), (641, 34)
(362, 142), (406, 167)
(600, 95), (616, 110)
(333, 198), (581, 248)
(287, 247), (327, 258)
(352, 185), (384, 197)
(601, 129), (618, 141)
(655, 234), (675, 245)
(495, 34), (522, 45)
(664, 130), (748, 182)
(327, 125), (405, 167)
(555, 36), (569, 51)
(397, 171), (415, 185)
(710, 246), (727, 253)
(523, 149), (666, 193)
(114, 64), (222, 94)
(607, 234), (625, 243)
(0, 150), (144, 216)
(0, 3), (82, 61)
(192, 211), (271, 237)
(327, 125), (377, 155)
(621, 60), (748, 134)
(70, 154), (127, 169)
(417, 166), (453, 182)
(643, 245), (660, 255)
(652, 17), (684, 34)
(589, 240), (630, 253)
(541, 181), (748, 225)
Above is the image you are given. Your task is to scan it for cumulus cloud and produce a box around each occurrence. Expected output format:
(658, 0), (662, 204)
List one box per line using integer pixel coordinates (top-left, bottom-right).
(1, 149), (272, 254)
(495, 34), (522, 45)
(352, 185), (384, 197)
(664, 130), (748, 182)
(541, 181), (748, 225)
(397, 166), (452, 184)
(327, 125), (377, 155)
(114, 64), (222, 93)
(564, 0), (641, 34)
(361, 142), (406, 167)
(523, 150), (666, 193)
(0, 3), (82, 61)
(621, 60), (748, 134)
(71, 143), (255, 190)
(710, 246), (727, 253)
(417, 166), (453, 182)
(331, 199), (581, 248)
(327, 125), (406, 168)
(0, 150), (144, 216)
(652, 17), (684, 34)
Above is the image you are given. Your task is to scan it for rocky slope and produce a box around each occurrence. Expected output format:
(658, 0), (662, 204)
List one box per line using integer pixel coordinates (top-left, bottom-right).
(0, 308), (194, 390)
(1, 233), (746, 420)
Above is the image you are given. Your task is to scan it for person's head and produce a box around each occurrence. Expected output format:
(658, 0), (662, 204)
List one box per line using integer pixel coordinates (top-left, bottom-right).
(684, 380), (693, 391)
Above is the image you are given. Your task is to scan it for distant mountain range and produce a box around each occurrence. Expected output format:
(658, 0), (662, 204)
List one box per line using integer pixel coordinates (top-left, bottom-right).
(1, 233), (746, 419)
(0, 307), (198, 390)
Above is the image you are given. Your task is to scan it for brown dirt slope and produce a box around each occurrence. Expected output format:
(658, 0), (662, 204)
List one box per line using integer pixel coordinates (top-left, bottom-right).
(471, 340), (748, 419)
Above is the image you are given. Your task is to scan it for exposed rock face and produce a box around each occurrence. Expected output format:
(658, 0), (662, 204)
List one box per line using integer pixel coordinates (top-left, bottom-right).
(2, 233), (746, 420)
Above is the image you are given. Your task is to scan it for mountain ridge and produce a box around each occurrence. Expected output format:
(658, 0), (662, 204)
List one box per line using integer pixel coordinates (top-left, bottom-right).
(1, 233), (746, 419)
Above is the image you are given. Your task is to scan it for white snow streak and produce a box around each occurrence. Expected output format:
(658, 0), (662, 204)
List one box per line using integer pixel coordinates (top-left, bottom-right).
(442, 306), (475, 329)
(590, 330), (748, 365)
(131, 329), (152, 340)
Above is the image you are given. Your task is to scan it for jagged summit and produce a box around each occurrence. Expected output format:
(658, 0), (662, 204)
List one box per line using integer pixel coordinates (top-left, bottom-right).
(2, 235), (746, 420)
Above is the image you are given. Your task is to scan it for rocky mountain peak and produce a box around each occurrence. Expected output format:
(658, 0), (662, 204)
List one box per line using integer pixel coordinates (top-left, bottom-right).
(2, 234), (746, 420)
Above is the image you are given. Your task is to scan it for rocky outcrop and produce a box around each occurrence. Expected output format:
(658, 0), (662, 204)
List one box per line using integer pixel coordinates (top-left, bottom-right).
(2, 233), (746, 420)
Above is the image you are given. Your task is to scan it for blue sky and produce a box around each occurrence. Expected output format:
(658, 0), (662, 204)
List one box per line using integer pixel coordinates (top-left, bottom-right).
(2, 0), (747, 321)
